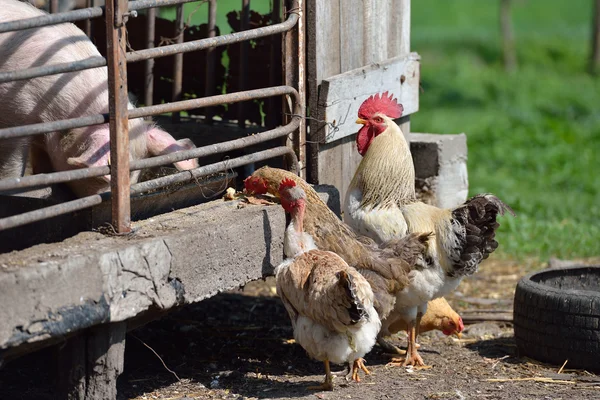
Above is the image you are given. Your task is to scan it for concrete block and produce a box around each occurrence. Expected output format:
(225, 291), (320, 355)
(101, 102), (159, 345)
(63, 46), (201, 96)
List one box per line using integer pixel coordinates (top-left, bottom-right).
(0, 199), (285, 361)
(409, 133), (468, 209)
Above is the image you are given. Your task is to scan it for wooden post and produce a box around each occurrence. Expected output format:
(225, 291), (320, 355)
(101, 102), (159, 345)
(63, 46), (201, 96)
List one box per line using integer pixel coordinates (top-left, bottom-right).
(106, 0), (131, 233)
(590, 0), (600, 74)
(500, 0), (517, 72)
(56, 323), (126, 400)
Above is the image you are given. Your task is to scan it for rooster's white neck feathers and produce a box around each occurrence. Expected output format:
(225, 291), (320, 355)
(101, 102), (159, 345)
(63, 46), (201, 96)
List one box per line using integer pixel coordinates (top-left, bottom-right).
(352, 116), (416, 208)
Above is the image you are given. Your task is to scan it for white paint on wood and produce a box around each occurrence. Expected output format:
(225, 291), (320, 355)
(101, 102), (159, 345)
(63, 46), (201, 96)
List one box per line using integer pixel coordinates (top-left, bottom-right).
(340, 0), (365, 71)
(319, 52), (420, 143)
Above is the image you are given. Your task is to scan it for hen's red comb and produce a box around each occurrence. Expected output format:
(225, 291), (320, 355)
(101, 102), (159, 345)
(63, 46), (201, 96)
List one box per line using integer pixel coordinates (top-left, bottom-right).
(358, 91), (403, 119)
(243, 176), (268, 194)
(278, 178), (297, 193)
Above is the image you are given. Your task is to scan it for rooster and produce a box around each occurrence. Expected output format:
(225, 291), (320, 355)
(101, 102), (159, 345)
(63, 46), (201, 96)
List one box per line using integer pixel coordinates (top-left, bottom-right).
(274, 178), (380, 390)
(343, 92), (515, 366)
(244, 167), (430, 324)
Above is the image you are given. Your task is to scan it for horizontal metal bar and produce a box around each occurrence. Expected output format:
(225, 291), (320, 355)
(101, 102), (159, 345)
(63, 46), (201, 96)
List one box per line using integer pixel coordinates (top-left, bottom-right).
(129, 86), (300, 119)
(0, 86), (299, 140)
(130, 146), (298, 195)
(0, 194), (103, 231)
(0, 146), (297, 231)
(0, 118), (299, 193)
(0, 0), (196, 34)
(0, 7), (104, 34)
(0, 56), (106, 84)
(126, 8), (299, 63)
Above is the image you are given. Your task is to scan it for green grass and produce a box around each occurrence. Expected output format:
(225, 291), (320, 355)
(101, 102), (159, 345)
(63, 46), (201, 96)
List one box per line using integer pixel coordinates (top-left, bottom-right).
(411, 0), (600, 260)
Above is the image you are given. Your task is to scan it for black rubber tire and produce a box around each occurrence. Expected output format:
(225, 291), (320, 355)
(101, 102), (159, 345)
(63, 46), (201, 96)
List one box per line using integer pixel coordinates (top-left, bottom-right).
(513, 265), (600, 372)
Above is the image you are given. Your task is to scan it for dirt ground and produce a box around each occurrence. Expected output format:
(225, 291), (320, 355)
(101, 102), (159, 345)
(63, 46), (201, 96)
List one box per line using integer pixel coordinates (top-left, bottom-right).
(2, 258), (600, 400)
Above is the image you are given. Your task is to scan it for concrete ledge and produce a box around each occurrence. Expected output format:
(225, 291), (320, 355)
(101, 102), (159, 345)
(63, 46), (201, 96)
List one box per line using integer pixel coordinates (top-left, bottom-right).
(410, 133), (469, 209)
(0, 199), (285, 361)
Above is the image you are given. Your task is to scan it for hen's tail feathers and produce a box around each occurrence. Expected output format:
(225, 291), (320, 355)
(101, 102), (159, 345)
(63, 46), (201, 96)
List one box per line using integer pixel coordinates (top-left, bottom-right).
(337, 270), (369, 324)
(450, 194), (515, 276)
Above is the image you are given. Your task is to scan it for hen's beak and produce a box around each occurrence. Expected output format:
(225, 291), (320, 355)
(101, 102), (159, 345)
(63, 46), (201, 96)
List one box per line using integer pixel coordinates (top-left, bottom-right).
(356, 118), (367, 125)
(454, 331), (462, 339)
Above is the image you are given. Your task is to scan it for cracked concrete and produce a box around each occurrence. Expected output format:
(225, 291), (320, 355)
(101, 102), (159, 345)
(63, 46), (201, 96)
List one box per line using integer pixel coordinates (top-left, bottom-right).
(0, 199), (286, 361)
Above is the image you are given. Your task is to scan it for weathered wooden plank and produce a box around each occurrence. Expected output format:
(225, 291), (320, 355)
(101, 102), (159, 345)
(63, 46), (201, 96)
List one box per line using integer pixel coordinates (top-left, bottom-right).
(317, 135), (363, 202)
(387, 0), (411, 58)
(340, 0), (364, 72)
(319, 52), (420, 143)
(314, 0), (341, 84)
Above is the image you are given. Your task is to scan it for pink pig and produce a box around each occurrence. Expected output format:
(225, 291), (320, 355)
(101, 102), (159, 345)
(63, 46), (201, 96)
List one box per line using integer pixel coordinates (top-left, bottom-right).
(0, 0), (199, 198)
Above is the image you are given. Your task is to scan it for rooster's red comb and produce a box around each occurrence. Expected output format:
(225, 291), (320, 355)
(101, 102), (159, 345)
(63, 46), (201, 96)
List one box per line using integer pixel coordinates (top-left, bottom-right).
(358, 91), (403, 119)
(278, 178), (297, 194)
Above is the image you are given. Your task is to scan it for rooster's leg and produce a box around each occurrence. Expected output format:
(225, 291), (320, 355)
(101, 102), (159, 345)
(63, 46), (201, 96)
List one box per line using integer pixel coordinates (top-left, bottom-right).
(403, 313), (425, 367)
(308, 359), (334, 391)
(350, 358), (371, 382)
(386, 317), (426, 367)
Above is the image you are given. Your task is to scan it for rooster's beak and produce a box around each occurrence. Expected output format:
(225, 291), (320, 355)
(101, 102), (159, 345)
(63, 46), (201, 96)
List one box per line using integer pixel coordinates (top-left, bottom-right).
(356, 118), (367, 125)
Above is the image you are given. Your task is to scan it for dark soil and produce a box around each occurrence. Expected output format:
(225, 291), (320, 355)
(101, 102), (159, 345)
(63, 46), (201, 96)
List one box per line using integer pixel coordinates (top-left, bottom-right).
(2, 259), (599, 400)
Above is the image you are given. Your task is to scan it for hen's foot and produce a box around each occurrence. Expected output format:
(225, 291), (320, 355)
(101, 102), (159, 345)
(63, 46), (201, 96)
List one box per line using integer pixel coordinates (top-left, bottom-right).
(350, 358), (371, 382)
(377, 337), (405, 355)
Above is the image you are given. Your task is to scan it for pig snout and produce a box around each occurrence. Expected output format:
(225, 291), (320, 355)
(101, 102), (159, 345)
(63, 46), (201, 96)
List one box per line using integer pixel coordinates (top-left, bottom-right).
(146, 127), (199, 171)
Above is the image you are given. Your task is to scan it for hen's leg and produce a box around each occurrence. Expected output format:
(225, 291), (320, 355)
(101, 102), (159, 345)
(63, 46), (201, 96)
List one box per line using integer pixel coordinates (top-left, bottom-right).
(351, 358), (371, 382)
(308, 359), (334, 391)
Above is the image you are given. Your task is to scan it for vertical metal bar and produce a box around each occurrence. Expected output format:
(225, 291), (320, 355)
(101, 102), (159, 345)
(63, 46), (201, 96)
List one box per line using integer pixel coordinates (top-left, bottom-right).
(84, 0), (92, 37)
(204, 0), (217, 123)
(144, 7), (156, 106)
(266, 0), (281, 128)
(171, 4), (185, 123)
(237, 0), (250, 129)
(106, 0), (131, 233)
(49, 0), (59, 13)
(283, 0), (304, 178)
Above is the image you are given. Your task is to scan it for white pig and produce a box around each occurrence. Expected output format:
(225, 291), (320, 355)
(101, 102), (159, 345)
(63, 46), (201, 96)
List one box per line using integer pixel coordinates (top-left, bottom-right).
(0, 0), (199, 197)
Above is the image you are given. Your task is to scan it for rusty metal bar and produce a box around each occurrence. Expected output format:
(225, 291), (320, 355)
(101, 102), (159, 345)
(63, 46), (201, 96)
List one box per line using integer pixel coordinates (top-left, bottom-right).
(84, 0), (93, 37)
(0, 2), (299, 84)
(204, 0), (217, 122)
(0, 118), (300, 193)
(49, 0), (59, 14)
(283, 0), (303, 177)
(266, 0), (282, 128)
(144, 6), (156, 106)
(0, 0), (198, 34)
(171, 4), (185, 123)
(0, 56), (106, 84)
(0, 86), (299, 140)
(237, 0), (250, 128)
(0, 6), (104, 33)
(0, 195), (104, 231)
(130, 146), (298, 195)
(106, 0), (132, 233)
(126, 6), (299, 63)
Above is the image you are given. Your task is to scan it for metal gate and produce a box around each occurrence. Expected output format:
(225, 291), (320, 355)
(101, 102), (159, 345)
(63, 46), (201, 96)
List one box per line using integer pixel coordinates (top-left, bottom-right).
(0, 0), (304, 239)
